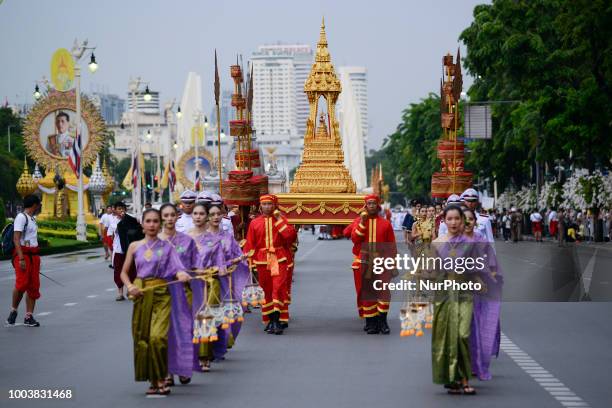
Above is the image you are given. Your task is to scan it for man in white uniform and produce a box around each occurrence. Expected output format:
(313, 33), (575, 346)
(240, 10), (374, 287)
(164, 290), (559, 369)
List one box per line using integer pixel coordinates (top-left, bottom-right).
(210, 193), (234, 236)
(460, 188), (495, 244)
(46, 112), (75, 158)
(175, 190), (196, 233)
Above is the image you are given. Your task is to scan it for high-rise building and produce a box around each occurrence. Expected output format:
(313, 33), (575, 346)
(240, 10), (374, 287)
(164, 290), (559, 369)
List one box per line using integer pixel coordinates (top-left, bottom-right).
(338, 66), (368, 191)
(91, 93), (125, 125)
(250, 43), (313, 146)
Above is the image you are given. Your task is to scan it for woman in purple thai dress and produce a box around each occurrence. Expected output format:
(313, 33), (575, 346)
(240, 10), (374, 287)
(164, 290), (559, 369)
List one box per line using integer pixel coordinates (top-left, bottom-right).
(158, 203), (200, 386)
(463, 207), (503, 381)
(120, 209), (192, 396)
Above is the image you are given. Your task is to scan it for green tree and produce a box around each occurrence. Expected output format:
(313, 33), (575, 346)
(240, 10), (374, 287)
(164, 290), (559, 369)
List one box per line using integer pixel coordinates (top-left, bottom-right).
(0, 107), (29, 204)
(378, 94), (442, 201)
(460, 0), (611, 191)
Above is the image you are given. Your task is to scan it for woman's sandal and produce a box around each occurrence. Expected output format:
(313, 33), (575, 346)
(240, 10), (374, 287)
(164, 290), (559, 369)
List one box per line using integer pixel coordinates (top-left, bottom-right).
(200, 360), (211, 372)
(165, 376), (175, 387)
(179, 376), (191, 385)
(446, 383), (462, 395)
(462, 385), (476, 395)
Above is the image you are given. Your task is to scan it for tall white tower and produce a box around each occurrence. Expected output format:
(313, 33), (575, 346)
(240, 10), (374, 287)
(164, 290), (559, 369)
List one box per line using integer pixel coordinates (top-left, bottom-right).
(338, 66), (368, 191)
(176, 72), (203, 159)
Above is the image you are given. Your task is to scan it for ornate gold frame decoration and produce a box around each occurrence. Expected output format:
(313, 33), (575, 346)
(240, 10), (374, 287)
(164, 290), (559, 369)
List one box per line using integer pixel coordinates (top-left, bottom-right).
(22, 89), (106, 172)
(176, 147), (215, 189)
(276, 193), (366, 225)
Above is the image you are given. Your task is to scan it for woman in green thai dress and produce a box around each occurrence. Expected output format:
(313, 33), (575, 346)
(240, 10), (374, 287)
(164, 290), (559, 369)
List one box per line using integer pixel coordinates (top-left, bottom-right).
(431, 204), (476, 395)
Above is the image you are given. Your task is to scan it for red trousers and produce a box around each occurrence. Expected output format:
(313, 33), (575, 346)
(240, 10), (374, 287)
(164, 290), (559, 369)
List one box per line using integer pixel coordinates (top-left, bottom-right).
(352, 260), (390, 318)
(257, 263), (290, 323)
(549, 220), (558, 237)
(113, 253), (136, 289)
(13, 247), (41, 300)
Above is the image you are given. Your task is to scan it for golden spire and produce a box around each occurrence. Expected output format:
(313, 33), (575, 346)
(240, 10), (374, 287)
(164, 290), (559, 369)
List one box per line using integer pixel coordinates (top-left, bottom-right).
(16, 157), (37, 198)
(319, 16), (327, 48)
(290, 19), (356, 194)
(305, 17), (340, 94)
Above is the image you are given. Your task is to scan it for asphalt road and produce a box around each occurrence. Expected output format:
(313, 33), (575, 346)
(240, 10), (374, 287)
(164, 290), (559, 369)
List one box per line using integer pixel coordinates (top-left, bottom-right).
(0, 232), (610, 408)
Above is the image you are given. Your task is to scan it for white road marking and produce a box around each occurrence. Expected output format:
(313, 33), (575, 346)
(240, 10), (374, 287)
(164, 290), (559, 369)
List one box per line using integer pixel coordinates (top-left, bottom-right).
(105, 288), (115, 292)
(36, 312), (52, 316)
(86, 295), (98, 298)
(64, 302), (77, 307)
(501, 333), (590, 408)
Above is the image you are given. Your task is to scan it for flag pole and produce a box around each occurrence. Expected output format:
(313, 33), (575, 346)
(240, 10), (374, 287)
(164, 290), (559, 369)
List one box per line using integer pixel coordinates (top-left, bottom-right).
(214, 49), (222, 194)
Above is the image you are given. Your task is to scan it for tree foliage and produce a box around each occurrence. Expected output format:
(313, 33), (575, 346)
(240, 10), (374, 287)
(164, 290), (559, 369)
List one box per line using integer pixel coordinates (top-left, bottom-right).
(369, 94), (442, 201)
(460, 0), (611, 191)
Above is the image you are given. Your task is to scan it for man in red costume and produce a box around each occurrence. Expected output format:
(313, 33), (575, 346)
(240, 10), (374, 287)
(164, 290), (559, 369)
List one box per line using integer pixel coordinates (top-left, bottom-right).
(244, 194), (297, 335)
(351, 194), (397, 334)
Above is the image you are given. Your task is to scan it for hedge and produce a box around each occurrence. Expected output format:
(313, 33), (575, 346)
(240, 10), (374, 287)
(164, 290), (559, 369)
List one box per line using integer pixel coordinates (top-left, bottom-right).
(37, 220), (98, 234)
(38, 228), (98, 241)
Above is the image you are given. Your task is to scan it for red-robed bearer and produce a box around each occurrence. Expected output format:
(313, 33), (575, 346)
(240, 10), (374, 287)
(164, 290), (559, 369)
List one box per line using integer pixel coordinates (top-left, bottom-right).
(351, 194), (397, 335)
(243, 194), (297, 335)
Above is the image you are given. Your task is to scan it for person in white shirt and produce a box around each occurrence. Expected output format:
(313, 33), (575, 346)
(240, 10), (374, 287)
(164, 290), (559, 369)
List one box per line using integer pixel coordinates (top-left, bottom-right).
(460, 188), (496, 245)
(175, 190), (196, 233)
(210, 193), (235, 236)
(99, 205), (114, 260)
(530, 210), (543, 242)
(548, 209), (559, 240)
(108, 202), (130, 300)
(6, 195), (42, 327)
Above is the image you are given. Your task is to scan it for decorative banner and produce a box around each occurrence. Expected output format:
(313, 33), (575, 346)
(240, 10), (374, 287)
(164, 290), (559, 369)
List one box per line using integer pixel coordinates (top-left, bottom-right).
(50, 48), (75, 92)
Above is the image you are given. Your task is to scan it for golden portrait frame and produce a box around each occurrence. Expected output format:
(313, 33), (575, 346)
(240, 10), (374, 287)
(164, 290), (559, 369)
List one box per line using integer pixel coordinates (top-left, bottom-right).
(176, 147), (214, 189)
(22, 89), (106, 172)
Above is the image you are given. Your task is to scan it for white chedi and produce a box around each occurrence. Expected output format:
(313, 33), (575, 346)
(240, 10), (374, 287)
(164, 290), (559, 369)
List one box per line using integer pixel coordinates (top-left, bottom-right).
(32, 163), (43, 183)
(89, 157), (107, 195)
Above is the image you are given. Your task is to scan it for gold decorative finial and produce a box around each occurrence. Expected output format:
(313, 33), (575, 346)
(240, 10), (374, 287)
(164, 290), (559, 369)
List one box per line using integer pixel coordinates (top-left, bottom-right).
(16, 157), (37, 198)
(320, 16), (327, 45)
(290, 20), (355, 194)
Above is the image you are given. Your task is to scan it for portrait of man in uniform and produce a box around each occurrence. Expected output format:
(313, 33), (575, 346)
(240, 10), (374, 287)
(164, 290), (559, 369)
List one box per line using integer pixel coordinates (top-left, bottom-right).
(46, 111), (75, 158)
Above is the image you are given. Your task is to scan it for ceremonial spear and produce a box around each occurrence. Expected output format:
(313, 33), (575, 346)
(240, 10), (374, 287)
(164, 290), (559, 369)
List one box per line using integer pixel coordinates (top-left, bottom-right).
(214, 50), (222, 194)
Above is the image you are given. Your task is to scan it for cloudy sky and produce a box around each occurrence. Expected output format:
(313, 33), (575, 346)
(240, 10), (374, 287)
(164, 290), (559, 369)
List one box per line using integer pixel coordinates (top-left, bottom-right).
(0, 0), (486, 150)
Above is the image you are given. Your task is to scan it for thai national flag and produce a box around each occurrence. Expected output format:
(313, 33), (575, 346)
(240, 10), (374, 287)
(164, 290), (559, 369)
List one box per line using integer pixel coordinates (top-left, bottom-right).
(132, 153), (139, 188)
(68, 132), (82, 177)
(194, 168), (201, 191)
(169, 160), (176, 192)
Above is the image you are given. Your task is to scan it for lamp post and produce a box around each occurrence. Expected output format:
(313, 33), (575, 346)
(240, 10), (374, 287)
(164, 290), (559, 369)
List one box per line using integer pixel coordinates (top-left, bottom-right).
(126, 79), (153, 217)
(71, 39), (98, 241)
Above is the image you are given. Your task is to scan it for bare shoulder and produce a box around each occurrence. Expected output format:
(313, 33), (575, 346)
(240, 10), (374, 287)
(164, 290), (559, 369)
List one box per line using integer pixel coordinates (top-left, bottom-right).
(128, 240), (145, 253)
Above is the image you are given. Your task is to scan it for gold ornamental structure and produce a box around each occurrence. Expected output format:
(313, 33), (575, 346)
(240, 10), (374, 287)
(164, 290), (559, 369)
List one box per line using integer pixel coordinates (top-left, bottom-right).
(431, 49), (473, 197)
(277, 19), (364, 225)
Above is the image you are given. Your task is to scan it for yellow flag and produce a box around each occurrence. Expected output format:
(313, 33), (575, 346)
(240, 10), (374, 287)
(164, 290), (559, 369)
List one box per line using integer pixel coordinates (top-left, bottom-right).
(161, 161), (170, 189)
(139, 151), (146, 186)
(121, 165), (133, 191)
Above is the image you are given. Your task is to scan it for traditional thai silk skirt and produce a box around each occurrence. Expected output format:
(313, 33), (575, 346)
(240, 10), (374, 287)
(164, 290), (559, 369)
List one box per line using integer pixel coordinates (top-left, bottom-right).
(132, 278), (171, 383)
(431, 273), (474, 384)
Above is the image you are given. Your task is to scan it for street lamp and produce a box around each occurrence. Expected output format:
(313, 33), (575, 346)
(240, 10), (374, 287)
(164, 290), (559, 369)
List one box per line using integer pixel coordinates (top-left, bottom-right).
(143, 86), (152, 102)
(88, 53), (98, 73)
(71, 38), (98, 241)
(176, 106), (182, 119)
(146, 129), (152, 139)
(33, 84), (41, 100)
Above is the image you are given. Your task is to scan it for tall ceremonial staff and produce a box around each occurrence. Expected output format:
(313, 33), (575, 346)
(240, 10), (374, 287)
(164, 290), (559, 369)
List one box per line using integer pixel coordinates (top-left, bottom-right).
(214, 50), (223, 194)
